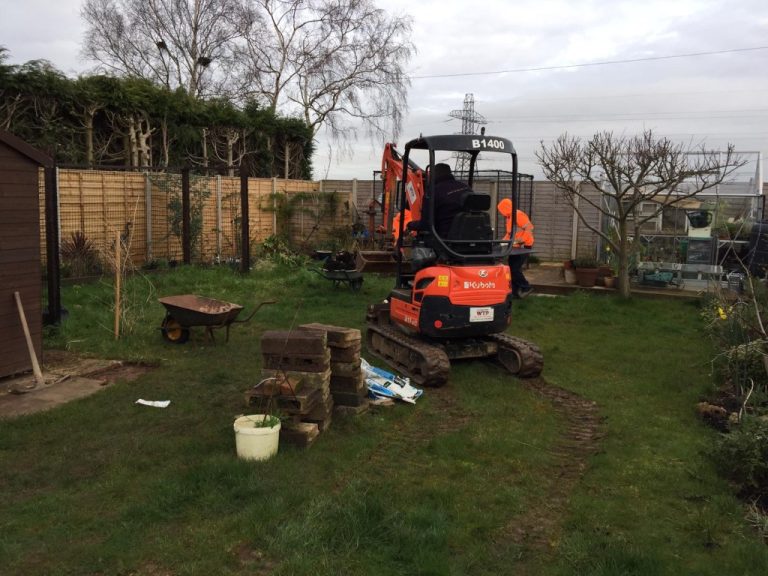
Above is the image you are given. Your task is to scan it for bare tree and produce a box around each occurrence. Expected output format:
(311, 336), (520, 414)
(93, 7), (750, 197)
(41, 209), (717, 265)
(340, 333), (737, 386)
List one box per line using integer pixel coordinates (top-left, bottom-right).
(234, 0), (414, 142)
(81, 0), (243, 97)
(536, 130), (747, 298)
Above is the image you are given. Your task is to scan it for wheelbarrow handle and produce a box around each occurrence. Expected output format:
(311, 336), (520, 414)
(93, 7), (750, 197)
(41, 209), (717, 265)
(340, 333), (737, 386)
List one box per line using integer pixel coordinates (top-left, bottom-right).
(234, 300), (277, 324)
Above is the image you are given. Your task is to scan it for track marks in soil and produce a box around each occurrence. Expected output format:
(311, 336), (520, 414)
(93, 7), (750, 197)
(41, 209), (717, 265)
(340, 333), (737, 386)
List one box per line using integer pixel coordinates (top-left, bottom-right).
(332, 375), (602, 573)
(492, 377), (603, 569)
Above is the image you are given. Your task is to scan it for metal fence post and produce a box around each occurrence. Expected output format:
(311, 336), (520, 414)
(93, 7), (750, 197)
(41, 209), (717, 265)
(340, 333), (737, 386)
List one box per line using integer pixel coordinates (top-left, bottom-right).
(145, 173), (152, 262)
(44, 165), (61, 324)
(271, 177), (278, 235)
(181, 167), (191, 264)
(216, 175), (222, 262)
(240, 164), (250, 274)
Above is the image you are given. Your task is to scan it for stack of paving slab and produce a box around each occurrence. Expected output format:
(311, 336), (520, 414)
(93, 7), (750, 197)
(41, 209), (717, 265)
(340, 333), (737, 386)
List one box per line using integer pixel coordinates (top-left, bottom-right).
(299, 323), (369, 414)
(249, 328), (332, 448)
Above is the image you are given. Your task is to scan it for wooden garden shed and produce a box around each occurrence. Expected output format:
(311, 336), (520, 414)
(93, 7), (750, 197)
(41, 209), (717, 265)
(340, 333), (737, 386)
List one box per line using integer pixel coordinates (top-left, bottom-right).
(0, 130), (52, 379)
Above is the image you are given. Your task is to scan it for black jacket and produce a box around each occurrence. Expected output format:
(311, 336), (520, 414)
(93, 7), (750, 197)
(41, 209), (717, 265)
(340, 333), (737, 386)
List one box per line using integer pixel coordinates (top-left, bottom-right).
(433, 177), (471, 238)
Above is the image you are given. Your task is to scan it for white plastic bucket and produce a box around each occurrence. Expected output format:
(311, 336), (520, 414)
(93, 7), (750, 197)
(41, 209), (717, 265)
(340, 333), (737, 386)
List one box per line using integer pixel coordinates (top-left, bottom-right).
(233, 415), (281, 461)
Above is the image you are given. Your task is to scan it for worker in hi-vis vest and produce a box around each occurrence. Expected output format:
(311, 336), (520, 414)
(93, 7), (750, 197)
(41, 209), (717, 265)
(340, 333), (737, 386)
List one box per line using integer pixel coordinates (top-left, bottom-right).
(497, 198), (534, 298)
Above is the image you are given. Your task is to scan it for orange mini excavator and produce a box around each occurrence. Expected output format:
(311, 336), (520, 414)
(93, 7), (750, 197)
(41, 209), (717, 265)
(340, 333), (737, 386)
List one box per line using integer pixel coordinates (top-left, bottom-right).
(365, 134), (543, 387)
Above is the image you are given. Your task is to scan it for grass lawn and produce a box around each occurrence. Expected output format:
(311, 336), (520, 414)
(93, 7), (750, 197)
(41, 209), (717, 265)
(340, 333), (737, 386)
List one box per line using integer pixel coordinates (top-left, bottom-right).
(1, 264), (767, 575)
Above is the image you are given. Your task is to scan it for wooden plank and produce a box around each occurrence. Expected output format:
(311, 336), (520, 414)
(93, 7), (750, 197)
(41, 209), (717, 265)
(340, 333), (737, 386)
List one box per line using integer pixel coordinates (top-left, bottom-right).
(0, 247), (39, 264)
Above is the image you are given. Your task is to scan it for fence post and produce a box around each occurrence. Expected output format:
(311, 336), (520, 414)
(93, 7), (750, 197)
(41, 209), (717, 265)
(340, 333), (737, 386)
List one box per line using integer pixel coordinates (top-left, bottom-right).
(271, 177), (277, 235)
(240, 164), (250, 274)
(44, 165), (61, 325)
(145, 173), (152, 262)
(181, 167), (191, 264)
(571, 194), (580, 260)
(351, 178), (358, 225)
(216, 175), (222, 262)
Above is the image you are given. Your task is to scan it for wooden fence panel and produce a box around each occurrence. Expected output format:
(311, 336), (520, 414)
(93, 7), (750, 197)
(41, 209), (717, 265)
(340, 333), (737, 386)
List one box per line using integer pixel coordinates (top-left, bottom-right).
(41, 168), (626, 270)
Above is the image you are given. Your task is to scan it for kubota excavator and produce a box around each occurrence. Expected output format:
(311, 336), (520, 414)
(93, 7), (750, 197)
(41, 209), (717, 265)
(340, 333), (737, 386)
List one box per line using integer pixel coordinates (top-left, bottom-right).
(365, 134), (543, 387)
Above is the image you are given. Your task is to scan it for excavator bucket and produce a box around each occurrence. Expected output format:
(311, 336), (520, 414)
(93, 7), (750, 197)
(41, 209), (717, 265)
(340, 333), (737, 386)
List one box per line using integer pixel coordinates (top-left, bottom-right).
(354, 250), (399, 274)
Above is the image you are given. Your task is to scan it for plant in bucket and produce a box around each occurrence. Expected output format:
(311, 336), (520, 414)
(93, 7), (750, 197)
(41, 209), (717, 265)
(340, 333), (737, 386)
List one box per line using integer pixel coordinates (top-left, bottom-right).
(563, 259), (577, 284)
(233, 377), (282, 461)
(603, 247), (618, 288)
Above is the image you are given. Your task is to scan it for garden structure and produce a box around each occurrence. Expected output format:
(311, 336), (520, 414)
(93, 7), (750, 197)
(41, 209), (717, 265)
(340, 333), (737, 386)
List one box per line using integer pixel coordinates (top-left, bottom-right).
(0, 130), (53, 379)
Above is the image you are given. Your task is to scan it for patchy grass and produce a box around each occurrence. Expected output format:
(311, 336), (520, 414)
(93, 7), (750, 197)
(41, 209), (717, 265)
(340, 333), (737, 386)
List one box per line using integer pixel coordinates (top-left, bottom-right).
(1, 266), (766, 575)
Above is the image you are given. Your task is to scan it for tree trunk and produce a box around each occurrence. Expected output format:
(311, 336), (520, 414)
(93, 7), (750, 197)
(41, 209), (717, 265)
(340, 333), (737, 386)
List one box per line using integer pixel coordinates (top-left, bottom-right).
(284, 141), (290, 179)
(201, 127), (209, 168)
(227, 130), (235, 177)
(85, 112), (94, 168)
(161, 116), (170, 168)
(617, 221), (632, 298)
(136, 116), (152, 167)
(127, 116), (139, 167)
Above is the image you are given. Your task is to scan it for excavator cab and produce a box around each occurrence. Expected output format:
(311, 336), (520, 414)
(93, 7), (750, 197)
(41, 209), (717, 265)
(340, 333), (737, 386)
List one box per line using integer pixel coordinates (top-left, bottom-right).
(366, 134), (543, 387)
(393, 134), (518, 271)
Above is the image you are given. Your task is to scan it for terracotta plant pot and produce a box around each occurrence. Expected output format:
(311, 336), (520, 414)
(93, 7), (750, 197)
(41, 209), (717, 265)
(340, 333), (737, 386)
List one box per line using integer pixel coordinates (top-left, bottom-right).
(595, 265), (611, 286)
(603, 275), (616, 288)
(575, 267), (599, 287)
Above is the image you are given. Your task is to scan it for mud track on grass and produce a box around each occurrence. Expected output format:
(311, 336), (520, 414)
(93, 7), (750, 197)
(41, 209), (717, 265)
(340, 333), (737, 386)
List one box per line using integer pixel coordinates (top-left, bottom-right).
(362, 377), (601, 565)
(331, 375), (602, 572)
(492, 377), (603, 570)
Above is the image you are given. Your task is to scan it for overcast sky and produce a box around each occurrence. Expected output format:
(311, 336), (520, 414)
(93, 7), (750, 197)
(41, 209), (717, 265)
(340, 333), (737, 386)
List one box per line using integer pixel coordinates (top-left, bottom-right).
(1, 0), (767, 182)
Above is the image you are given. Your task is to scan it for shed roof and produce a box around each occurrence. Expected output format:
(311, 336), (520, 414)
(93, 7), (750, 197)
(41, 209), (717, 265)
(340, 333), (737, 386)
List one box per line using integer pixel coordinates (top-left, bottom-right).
(0, 129), (53, 167)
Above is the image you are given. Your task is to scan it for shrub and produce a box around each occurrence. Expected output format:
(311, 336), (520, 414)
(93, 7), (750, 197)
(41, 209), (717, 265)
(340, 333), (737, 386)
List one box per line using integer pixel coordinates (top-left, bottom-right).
(713, 417), (768, 503)
(60, 231), (102, 277)
(573, 257), (598, 269)
(256, 234), (308, 267)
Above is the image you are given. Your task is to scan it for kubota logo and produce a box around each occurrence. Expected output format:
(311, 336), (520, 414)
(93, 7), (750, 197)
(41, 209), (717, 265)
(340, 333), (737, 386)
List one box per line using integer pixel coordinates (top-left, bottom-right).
(478, 269), (488, 278)
(464, 281), (496, 289)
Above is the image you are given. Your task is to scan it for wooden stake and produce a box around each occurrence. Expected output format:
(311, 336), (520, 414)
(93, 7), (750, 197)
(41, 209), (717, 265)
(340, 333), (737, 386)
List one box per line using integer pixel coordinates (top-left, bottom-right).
(13, 291), (45, 387)
(115, 229), (121, 339)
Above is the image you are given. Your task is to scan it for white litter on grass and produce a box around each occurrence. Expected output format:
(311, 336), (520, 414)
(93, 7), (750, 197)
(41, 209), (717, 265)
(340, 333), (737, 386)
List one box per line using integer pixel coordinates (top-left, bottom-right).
(136, 399), (171, 408)
(361, 358), (423, 404)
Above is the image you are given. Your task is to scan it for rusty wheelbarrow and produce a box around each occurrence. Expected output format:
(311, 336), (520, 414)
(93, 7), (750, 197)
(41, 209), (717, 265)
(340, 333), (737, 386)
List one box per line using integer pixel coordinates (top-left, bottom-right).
(158, 295), (276, 344)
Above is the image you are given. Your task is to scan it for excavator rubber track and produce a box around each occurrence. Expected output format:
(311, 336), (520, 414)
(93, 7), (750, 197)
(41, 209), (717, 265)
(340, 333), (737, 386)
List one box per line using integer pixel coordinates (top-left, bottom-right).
(488, 332), (544, 378)
(366, 306), (451, 387)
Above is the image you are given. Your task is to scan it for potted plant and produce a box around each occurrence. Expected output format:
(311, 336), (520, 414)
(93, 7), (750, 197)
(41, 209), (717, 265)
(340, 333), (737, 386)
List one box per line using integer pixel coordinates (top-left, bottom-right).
(562, 259), (577, 284)
(573, 257), (599, 287)
(233, 414), (281, 461)
(234, 376), (283, 461)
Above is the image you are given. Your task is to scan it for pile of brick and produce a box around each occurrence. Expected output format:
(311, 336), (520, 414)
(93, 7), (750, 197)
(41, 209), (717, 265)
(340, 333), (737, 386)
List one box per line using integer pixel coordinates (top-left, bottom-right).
(246, 324), (370, 449)
(299, 323), (369, 413)
(248, 329), (332, 448)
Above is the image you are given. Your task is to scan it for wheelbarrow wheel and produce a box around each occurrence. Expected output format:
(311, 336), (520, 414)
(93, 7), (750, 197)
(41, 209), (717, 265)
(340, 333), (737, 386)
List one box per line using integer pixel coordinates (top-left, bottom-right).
(161, 316), (190, 344)
(350, 278), (363, 292)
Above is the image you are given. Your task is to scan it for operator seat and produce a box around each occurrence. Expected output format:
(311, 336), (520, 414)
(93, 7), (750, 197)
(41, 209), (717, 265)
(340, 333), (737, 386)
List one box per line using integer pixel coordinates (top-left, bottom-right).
(445, 192), (493, 255)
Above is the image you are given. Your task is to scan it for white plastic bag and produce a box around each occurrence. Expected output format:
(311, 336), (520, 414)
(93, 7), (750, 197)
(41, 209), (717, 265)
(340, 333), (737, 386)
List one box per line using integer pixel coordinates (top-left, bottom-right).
(361, 358), (423, 404)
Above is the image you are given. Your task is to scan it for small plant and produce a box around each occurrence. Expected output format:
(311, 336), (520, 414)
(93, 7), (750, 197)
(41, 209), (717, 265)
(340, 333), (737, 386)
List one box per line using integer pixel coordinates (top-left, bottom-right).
(713, 417), (768, 503)
(746, 501), (768, 543)
(257, 234), (308, 267)
(60, 231), (102, 277)
(245, 376), (285, 427)
(573, 257), (598, 269)
(243, 413), (281, 428)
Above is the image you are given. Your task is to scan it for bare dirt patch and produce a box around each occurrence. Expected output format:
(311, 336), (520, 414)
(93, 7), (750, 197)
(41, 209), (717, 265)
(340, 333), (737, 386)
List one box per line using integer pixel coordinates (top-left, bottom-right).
(0, 349), (154, 418)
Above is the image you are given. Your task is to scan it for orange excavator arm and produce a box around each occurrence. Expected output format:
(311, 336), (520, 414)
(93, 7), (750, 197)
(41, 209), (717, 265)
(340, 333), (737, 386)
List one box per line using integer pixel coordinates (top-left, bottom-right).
(381, 143), (425, 234)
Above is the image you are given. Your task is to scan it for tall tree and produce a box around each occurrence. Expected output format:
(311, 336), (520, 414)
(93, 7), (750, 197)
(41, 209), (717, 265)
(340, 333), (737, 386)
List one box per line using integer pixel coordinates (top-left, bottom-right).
(536, 130), (747, 298)
(81, 0), (243, 97)
(235, 0), (414, 141)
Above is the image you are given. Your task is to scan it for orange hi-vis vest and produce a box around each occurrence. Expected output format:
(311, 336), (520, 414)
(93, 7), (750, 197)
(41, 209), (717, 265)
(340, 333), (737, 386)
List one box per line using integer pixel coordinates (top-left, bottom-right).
(497, 199), (534, 247)
(391, 209), (413, 241)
